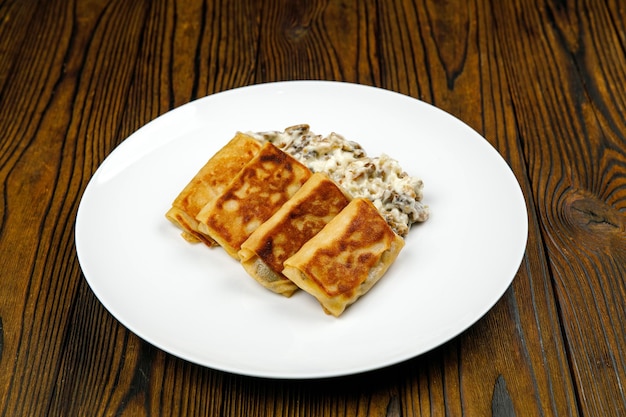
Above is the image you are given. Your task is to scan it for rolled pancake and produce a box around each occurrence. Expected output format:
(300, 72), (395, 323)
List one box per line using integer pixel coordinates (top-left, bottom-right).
(283, 198), (405, 317)
(238, 173), (351, 297)
(166, 132), (262, 246)
(196, 142), (312, 259)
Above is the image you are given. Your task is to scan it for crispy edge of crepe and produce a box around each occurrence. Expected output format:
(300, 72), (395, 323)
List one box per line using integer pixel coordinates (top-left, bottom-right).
(238, 172), (351, 297)
(196, 142), (312, 259)
(282, 198), (405, 317)
(165, 132), (262, 246)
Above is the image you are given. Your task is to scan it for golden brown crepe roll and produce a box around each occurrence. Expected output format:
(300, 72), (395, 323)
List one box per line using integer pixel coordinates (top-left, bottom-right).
(282, 198), (405, 317)
(238, 173), (351, 297)
(166, 132), (262, 246)
(196, 142), (312, 259)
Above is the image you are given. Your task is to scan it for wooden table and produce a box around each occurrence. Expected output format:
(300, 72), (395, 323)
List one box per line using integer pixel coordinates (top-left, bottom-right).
(1, 0), (625, 415)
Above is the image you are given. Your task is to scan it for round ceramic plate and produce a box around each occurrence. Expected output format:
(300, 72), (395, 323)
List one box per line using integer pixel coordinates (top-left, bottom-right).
(75, 81), (528, 379)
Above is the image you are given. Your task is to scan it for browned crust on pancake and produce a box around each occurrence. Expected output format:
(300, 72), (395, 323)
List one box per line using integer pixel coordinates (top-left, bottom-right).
(283, 198), (404, 316)
(238, 173), (351, 295)
(166, 132), (262, 245)
(240, 173), (350, 273)
(196, 142), (312, 259)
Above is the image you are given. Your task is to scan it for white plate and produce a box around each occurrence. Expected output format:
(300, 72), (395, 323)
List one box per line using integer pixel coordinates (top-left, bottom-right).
(75, 81), (528, 379)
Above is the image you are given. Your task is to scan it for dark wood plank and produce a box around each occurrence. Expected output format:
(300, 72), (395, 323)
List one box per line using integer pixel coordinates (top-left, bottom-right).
(491, 0), (626, 415)
(0, 0), (151, 415)
(255, 0), (380, 84)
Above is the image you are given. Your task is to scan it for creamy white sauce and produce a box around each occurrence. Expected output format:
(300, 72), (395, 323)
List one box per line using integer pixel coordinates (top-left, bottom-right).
(248, 124), (429, 237)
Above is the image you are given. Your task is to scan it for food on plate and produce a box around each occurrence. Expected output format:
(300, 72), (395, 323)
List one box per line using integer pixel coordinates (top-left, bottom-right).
(166, 132), (262, 246)
(282, 198), (405, 317)
(238, 173), (351, 297)
(195, 142), (312, 259)
(250, 124), (429, 237)
(167, 125), (427, 317)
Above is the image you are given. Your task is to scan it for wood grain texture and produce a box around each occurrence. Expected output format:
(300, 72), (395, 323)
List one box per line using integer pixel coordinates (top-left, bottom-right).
(256, 0), (379, 84)
(1, 0), (625, 415)
(491, 0), (626, 415)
